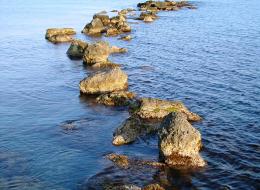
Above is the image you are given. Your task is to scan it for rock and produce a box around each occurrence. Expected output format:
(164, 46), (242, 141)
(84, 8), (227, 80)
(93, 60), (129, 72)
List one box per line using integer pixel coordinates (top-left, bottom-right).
(46, 35), (73, 43)
(106, 27), (120, 36)
(112, 116), (159, 145)
(83, 41), (110, 66)
(79, 67), (128, 94)
(110, 46), (128, 54)
(134, 98), (201, 122)
(106, 153), (130, 169)
(111, 185), (142, 190)
(119, 35), (132, 41)
(143, 184), (165, 190)
(93, 14), (110, 26)
(106, 153), (165, 169)
(139, 11), (157, 22)
(137, 1), (195, 12)
(158, 112), (206, 168)
(82, 18), (105, 36)
(96, 91), (135, 106)
(45, 28), (76, 39)
(66, 39), (88, 59)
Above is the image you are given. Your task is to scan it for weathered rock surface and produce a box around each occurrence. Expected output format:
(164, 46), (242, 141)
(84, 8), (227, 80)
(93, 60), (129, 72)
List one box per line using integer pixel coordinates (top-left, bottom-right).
(66, 39), (88, 59)
(96, 91), (136, 106)
(82, 13), (131, 37)
(106, 153), (165, 169)
(82, 41), (127, 67)
(137, 1), (195, 12)
(82, 17), (105, 36)
(139, 11), (158, 22)
(112, 116), (159, 145)
(83, 41), (110, 66)
(158, 112), (205, 168)
(134, 98), (201, 122)
(143, 184), (165, 190)
(110, 46), (128, 54)
(119, 35), (132, 41)
(79, 67), (128, 94)
(45, 28), (76, 43)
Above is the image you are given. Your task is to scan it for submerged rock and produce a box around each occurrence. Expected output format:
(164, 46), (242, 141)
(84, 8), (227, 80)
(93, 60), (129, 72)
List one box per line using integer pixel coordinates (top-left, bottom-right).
(45, 28), (76, 43)
(119, 35), (132, 41)
(79, 67), (128, 94)
(134, 98), (201, 122)
(112, 116), (159, 145)
(96, 91), (136, 106)
(106, 153), (165, 169)
(158, 112), (205, 168)
(143, 184), (165, 190)
(66, 39), (88, 59)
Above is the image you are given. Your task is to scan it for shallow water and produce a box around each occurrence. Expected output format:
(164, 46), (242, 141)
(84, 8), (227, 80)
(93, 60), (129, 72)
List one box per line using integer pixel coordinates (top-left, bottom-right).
(0, 0), (260, 189)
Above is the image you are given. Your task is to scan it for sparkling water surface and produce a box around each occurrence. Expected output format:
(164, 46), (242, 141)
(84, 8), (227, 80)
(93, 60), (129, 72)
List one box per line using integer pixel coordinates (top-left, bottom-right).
(0, 0), (259, 189)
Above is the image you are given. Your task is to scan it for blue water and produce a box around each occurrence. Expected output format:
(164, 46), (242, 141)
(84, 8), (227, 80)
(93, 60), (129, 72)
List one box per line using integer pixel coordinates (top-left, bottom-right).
(0, 0), (259, 189)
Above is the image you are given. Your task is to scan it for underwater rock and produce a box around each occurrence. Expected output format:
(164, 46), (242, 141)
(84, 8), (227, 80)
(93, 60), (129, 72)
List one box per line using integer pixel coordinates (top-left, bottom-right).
(112, 116), (159, 145)
(158, 112), (206, 168)
(79, 67), (128, 94)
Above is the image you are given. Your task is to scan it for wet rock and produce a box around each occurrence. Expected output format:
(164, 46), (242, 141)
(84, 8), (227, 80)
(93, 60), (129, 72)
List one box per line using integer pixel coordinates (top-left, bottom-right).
(45, 28), (76, 43)
(143, 184), (165, 190)
(82, 17), (105, 36)
(139, 12), (157, 22)
(66, 39), (88, 59)
(79, 67), (128, 94)
(83, 13), (131, 37)
(158, 112), (206, 168)
(137, 1), (195, 12)
(106, 153), (165, 169)
(96, 91), (135, 106)
(134, 98), (201, 122)
(83, 41), (110, 66)
(82, 41), (126, 67)
(112, 116), (159, 145)
(46, 35), (73, 43)
(93, 14), (110, 26)
(119, 35), (132, 41)
(110, 46), (128, 54)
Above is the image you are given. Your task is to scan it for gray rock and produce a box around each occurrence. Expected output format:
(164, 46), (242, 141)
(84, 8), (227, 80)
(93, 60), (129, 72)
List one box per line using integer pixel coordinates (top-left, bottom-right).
(79, 67), (128, 94)
(158, 112), (206, 168)
(66, 39), (88, 59)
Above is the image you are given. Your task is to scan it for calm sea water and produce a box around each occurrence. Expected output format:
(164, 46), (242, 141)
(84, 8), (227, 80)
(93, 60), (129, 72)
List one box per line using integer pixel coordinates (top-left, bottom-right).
(0, 0), (259, 189)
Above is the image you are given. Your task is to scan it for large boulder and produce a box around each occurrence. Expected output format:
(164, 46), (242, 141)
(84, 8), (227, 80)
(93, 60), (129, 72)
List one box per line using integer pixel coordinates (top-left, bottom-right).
(45, 28), (76, 43)
(66, 39), (88, 59)
(112, 116), (159, 146)
(134, 98), (201, 122)
(96, 91), (136, 106)
(158, 112), (205, 168)
(79, 67), (128, 94)
(83, 41), (110, 66)
(82, 18), (105, 36)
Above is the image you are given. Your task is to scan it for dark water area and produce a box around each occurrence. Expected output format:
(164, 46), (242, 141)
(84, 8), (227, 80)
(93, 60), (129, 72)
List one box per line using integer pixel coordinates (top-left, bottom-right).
(0, 0), (260, 189)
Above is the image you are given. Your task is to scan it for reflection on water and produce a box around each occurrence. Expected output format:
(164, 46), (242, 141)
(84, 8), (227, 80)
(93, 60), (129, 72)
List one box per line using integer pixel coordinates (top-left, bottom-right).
(0, 0), (260, 189)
